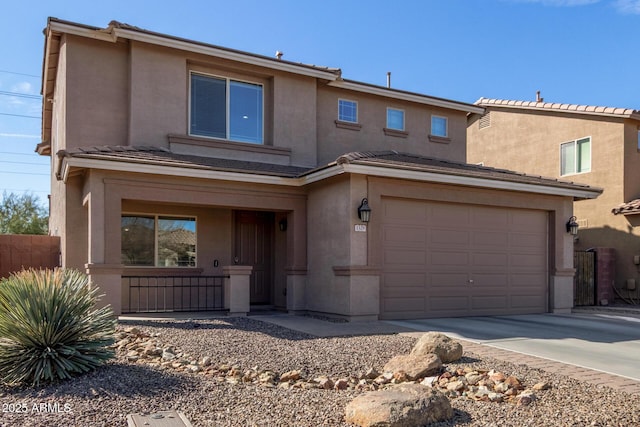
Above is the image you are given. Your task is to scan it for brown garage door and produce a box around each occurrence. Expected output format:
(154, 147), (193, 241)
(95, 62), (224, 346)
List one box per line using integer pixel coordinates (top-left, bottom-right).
(380, 198), (548, 319)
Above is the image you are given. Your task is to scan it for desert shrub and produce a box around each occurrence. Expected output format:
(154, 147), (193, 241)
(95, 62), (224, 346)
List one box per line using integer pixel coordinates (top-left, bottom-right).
(0, 268), (115, 386)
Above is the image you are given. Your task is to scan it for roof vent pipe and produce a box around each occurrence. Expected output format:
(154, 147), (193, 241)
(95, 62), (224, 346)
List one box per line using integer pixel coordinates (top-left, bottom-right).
(275, 51), (283, 60)
(536, 90), (544, 103)
(387, 72), (391, 88)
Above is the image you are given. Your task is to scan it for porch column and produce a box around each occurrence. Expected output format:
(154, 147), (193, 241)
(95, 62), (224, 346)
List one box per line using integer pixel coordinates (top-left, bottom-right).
(286, 267), (307, 313)
(285, 203), (307, 313)
(84, 178), (123, 314)
(223, 265), (252, 316)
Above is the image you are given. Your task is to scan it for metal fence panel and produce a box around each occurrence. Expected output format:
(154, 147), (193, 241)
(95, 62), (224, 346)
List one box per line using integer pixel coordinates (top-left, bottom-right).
(574, 251), (595, 306)
(122, 275), (227, 313)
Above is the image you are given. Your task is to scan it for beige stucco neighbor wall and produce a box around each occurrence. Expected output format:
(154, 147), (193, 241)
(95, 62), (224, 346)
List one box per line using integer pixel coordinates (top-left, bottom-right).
(468, 109), (640, 294)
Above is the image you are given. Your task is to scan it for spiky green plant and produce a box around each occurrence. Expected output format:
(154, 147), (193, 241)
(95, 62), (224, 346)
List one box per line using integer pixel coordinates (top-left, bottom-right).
(0, 268), (116, 386)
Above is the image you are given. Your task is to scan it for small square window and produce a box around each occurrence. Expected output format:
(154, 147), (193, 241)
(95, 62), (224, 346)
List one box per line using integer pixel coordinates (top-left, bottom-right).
(387, 108), (404, 131)
(431, 115), (448, 137)
(339, 99), (358, 123)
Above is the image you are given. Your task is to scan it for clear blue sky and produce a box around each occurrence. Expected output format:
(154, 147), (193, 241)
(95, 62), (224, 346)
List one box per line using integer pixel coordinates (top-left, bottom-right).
(1, 0), (639, 207)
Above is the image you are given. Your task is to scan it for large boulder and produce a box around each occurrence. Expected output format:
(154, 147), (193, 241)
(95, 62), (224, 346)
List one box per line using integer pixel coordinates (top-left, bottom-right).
(410, 332), (463, 363)
(345, 383), (453, 427)
(382, 353), (442, 381)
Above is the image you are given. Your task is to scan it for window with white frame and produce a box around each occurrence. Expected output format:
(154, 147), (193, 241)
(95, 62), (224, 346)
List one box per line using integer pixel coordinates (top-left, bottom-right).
(338, 99), (358, 123)
(386, 108), (405, 131)
(121, 215), (197, 267)
(190, 73), (263, 144)
(560, 137), (591, 176)
(431, 115), (448, 138)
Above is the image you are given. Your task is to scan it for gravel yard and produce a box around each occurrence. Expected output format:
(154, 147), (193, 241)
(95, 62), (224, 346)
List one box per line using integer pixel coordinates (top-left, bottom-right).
(1, 317), (639, 426)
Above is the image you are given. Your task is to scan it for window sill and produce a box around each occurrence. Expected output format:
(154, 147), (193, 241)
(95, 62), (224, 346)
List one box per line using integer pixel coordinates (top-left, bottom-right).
(383, 128), (408, 138)
(335, 120), (362, 131)
(169, 134), (291, 156)
(428, 134), (451, 144)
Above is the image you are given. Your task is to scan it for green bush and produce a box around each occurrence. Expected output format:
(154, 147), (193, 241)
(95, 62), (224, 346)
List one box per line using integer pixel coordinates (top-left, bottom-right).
(0, 268), (116, 386)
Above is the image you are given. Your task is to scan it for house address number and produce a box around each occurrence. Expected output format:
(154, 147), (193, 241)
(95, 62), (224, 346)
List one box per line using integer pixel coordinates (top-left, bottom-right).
(355, 224), (367, 232)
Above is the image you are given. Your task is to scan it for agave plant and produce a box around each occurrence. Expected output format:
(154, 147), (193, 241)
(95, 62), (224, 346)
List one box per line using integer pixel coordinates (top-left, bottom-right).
(0, 268), (116, 386)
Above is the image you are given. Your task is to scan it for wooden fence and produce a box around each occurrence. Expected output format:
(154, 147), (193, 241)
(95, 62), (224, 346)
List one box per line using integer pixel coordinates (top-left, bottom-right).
(0, 235), (61, 279)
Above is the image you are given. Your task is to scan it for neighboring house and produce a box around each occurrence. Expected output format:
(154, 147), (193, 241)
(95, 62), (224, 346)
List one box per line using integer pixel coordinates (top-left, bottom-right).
(468, 97), (640, 303)
(38, 18), (601, 320)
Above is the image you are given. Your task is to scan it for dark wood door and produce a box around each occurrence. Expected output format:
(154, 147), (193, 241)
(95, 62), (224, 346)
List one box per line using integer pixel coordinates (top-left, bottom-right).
(235, 211), (273, 304)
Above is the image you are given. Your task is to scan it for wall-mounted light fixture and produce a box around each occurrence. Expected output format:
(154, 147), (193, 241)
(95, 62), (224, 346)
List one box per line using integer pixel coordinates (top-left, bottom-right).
(279, 218), (288, 232)
(566, 216), (579, 236)
(358, 198), (371, 223)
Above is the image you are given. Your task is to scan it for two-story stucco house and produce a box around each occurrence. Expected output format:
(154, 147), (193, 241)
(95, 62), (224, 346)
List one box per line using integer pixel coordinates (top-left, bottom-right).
(468, 97), (640, 304)
(38, 18), (601, 320)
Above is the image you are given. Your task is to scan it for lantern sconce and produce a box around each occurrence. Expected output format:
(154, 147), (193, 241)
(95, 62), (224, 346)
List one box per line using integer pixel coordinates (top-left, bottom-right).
(279, 218), (288, 232)
(358, 198), (371, 223)
(566, 216), (579, 236)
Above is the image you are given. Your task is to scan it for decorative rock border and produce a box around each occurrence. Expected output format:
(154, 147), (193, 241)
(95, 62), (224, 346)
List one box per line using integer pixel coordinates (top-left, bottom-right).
(113, 327), (550, 406)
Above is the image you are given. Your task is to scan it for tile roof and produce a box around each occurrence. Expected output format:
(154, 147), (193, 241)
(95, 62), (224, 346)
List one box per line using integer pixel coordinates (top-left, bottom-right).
(335, 151), (601, 193)
(612, 199), (640, 215)
(59, 146), (312, 177)
(476, 97), (640, 120)
(58, 146), (602, 197)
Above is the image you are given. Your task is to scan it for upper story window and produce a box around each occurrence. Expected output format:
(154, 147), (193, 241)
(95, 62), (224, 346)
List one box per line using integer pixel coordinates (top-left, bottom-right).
(338, 99), (358, 123)
(560, 137), (591, 176)
(122, 215), (196, 267)
(386, 108), (405, 131)
(431, 115), (448, 138)
(190, 72), (263, 144)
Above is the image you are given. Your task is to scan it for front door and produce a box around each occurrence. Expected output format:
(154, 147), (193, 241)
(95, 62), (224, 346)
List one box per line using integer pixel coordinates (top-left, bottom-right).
(235, 211), (274, 305)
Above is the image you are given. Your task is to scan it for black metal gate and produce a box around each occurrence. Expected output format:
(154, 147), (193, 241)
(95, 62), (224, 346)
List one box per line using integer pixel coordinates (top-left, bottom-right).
(574, 251), (595, 306)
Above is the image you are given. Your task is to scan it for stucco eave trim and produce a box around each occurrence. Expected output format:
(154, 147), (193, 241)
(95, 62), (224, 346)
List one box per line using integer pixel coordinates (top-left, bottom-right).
(59, 156), (601, 200)
(329, 80), (485, 114)
(48, 19), (340, 81)
(61, 157), (301, 187)
(49, 20), (118, 42)
(340, 164), (602, 200)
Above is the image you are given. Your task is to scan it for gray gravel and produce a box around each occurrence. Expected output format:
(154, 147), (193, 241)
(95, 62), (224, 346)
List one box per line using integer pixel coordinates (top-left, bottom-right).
(1, 317), (639, 426)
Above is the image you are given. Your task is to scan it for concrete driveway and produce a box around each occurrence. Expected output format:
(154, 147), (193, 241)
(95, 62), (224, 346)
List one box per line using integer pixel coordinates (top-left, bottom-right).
(387, 312), (640, 381)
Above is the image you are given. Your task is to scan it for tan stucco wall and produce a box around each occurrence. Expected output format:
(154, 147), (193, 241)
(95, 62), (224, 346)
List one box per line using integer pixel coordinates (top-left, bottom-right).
(272, 73), (317, 167)
(129, 41), (187, 146)
(60, 35), (325, 167)
(306, 175), (353, 315)
(468, 108), (640, 293)
(316, 86), (468, 166)
(65, 35), (129, 149)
